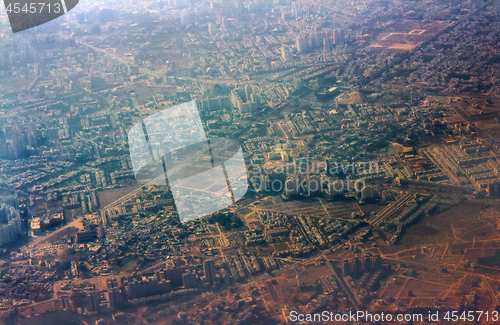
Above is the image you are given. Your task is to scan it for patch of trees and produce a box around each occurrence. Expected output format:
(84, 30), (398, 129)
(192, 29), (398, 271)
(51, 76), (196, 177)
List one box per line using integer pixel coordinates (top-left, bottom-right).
(207, 212), (243, 230)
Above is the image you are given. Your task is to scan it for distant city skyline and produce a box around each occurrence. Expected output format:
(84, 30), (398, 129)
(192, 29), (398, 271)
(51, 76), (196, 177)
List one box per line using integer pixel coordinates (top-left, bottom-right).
(0, 0), (499, 323)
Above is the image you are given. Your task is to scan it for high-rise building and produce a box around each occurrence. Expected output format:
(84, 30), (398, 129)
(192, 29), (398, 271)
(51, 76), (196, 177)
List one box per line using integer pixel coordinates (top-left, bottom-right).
(281, 45), (291, 62)
(342, 259), (351, 276)
(333, 29), (345, 45)
(245, 85), (252, 103)
(197, 96), (231, 112)
(296, 35), (308, 53)
(235, 0), (244, 11)
(164, 265), (185, 287)
(328, 179), (344, 197)
(260, 175), (270, 192)
(0, 197), (22, 246)
(361, 185), (376, 200)
(373, 255), (382, 269)
(362, 256), (372, 272)
(107, 288), (123, 309)
(306, 176), (322, 195)
(126, 278), (172, 299)
(230, 88), (258, 114)
(204, 259), (216, 284)
(8, 135), (25, 159)
(353, 258), (363, 277)
(106, 278), (118, 289)
(221, 17), (227, 30)
(309, 32), (318, 48)
(316, 32), (325, 46)
(323, 37), (331, 52)
(0, 195), (18, 208)
(26, 127), (38, 147)
(281, 8), (287, 20)
(0, 139), (7, 159)
(182, 271), (199, 288)
(85, 291), (100, 313)
(285, 176), (299, 198)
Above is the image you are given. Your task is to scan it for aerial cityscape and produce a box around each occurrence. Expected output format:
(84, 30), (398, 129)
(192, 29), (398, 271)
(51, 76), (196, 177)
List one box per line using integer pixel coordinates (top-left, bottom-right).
(1, 0), (500, 324)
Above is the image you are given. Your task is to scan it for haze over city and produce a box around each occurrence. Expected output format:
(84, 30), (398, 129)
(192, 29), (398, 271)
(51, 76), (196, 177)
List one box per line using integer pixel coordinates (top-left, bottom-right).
(1, 0), (500, 324)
